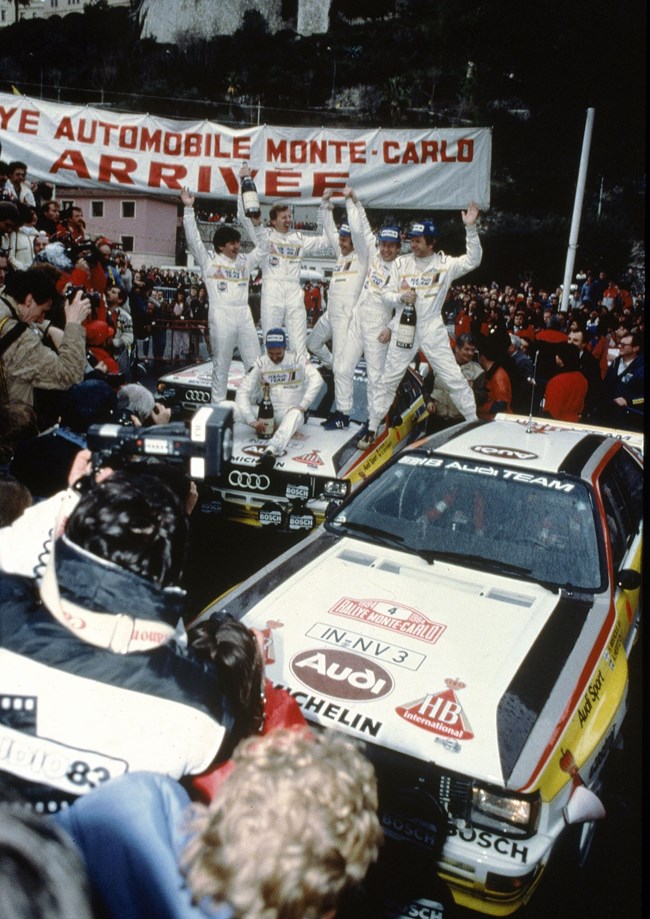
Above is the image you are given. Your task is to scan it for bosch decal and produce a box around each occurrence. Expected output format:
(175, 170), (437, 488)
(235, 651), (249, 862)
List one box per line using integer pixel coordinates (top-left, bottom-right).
(386, 897), (446, 919)
(275, 682), (383, 737)
(286, 483), (309, 500)
(329, 597), (446, 645)
(306, 623), (426, 671)
(447, 825), (529, 863)
(290, 648), (394, 701)
(470, 445), (539, 460)
(396, 679), (474, 741)
(228, 471), (271, 491)
(381, 812), (441, 850)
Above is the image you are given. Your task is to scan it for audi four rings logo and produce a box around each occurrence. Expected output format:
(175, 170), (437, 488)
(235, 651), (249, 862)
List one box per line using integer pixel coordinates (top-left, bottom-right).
(228, 471), (271, 490)
(183, 390), (211, 403)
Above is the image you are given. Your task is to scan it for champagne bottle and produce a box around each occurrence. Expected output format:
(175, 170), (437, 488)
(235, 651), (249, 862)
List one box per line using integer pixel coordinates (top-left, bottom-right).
(258, 383), (274, 438)
(241, 168), (261, 219)
(395, 292), (417, 349)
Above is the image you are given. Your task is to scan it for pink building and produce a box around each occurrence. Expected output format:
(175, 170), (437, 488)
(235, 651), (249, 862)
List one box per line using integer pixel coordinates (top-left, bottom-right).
(57, 188), (181, 267)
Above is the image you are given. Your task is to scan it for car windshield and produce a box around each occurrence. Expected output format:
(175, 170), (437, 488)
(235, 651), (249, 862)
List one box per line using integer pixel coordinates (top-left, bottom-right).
(327, 453), (603, 591)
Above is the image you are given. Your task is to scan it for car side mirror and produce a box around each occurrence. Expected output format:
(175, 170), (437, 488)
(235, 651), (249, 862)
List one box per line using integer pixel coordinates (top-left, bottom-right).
(617, 569), (641, 591)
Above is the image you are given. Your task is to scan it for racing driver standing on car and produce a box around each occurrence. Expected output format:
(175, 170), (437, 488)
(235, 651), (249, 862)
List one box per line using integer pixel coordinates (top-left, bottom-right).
(369, 204), (482, 444)
(181, 187), (268, 404)
(238, 165), (333, 362)
(235, 328), (323, 467)
(308, 190), (368, 395)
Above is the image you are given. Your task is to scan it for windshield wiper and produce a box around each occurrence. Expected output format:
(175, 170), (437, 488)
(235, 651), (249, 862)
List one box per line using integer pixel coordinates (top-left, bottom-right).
(417, 550), (561, 593)
(327, 520), (407, 552)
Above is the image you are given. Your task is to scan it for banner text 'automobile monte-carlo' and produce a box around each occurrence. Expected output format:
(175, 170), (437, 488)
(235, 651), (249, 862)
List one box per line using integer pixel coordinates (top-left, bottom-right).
(0, 91), (491, 208)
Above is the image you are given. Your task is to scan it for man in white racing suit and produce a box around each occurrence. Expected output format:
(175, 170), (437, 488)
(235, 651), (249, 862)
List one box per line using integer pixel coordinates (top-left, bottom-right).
(308, 193), (367, 420)
(325, 188), (402, 446)
(181, 187), (266, 403)
(238, 165), (333, 362)
(235, 328), (323, 465)
(370, 205), (482, 444)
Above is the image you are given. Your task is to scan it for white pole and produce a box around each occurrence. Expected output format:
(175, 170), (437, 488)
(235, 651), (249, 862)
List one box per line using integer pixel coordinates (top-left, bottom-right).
(561, 108), (595, 312)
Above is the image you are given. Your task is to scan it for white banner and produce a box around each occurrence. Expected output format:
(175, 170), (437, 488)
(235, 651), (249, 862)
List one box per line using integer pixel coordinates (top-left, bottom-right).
(0, 92), (491, 209)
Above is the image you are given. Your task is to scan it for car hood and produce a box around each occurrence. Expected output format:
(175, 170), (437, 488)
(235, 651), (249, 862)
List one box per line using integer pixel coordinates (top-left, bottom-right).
(230, 417), (362, 478)
(240, 537), (568, 787)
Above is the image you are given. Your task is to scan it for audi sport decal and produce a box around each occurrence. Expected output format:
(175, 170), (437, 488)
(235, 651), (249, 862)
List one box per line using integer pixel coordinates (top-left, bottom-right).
(274, 681), (383, 737)
(228, 470), (271, 491)
(329, 598), (446, 645)
(290, 648), (394, 701)
(293, 449), (324, 468)
(470, 445), (539, 460)
(306, 622), (425, 671)
(396, 678), (474, 741)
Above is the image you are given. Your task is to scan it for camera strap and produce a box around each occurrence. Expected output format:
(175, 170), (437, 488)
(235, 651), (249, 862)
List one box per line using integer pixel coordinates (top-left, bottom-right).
(0, 309), (29, 402)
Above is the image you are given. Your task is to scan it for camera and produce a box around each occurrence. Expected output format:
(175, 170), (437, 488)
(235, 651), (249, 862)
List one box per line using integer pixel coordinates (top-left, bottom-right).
(64, 283), (102, 316)
(86, 404), (234, 481)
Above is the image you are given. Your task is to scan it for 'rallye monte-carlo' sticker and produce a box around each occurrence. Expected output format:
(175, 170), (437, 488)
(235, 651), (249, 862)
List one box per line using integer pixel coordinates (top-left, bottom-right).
(329, 598), (446, 645)
(396, 678), (474, 741)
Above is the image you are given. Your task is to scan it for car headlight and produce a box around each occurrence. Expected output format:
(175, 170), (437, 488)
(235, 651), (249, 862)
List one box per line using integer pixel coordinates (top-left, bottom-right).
(471, 783), (540, 838)
(322, 479), (350, 500)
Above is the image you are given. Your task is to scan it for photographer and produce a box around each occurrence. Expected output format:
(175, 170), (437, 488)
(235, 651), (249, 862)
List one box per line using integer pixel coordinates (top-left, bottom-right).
(0, 269), (89, 407)
(0, 468), (234, 813)
(116, 382), (177, 426)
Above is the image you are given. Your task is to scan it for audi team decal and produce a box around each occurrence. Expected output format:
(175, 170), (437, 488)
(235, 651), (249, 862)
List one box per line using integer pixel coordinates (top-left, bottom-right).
(228, 471), (271, 491)
(329, 598), (446, 645)
(290, 648), (394, 701)
(396, 678), (474, 741)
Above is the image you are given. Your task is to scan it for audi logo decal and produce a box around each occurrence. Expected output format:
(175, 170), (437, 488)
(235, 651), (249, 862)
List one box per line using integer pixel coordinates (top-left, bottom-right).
(228, 471), (271, 491)
(183, 389), (211, 403)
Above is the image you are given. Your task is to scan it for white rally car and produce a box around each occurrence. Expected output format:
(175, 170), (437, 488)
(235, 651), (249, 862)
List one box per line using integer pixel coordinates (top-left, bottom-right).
(157, 359), (429, 531)
(196, 416), (642, 916)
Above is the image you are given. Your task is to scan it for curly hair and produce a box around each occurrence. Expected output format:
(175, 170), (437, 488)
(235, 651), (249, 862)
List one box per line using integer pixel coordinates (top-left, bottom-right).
(182, 729), (382, 919)
(64, 470), (188, 587)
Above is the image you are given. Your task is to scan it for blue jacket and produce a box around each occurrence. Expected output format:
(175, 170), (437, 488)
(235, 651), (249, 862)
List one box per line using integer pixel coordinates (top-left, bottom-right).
(54, 772), (233, 919)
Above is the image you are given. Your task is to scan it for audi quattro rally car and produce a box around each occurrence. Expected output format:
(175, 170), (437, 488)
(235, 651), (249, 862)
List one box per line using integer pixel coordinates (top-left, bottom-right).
(158, 359), (429, 531)
(196, 416), (642, 915)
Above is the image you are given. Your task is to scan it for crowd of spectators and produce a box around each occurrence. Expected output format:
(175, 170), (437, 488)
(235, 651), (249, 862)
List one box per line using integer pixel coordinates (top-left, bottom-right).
(429, 271), (645, 431)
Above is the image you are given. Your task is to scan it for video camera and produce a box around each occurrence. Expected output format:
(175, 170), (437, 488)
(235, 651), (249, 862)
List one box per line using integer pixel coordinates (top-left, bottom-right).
(86, 404), (234, 482)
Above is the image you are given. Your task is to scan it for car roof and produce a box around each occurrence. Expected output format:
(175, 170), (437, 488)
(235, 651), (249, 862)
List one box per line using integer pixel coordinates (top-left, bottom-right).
(416, 415), (640, 475)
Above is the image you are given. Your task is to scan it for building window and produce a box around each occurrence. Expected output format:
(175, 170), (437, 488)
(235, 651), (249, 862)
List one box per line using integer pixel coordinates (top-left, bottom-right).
(121, 235), (134, 253)
(61, 200), (74, 210)
(91, 201), (104, 218)
(51, 0), (58, 9)
(121, 201), (136, 219)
